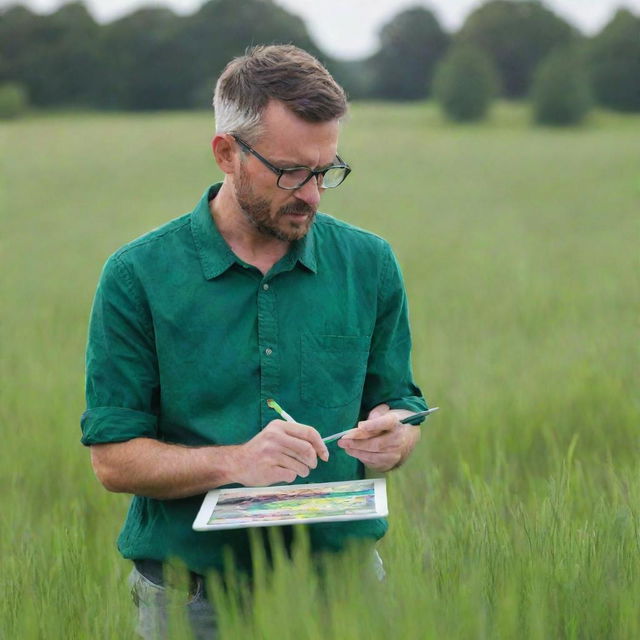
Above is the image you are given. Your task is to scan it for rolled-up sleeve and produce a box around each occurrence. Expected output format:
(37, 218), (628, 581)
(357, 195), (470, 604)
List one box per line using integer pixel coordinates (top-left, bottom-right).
(81, 253), (159, 445)
(361, 245), (427, 417)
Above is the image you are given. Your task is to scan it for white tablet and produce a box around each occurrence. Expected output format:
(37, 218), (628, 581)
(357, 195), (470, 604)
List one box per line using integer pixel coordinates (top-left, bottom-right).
(193, 478), (388, 531)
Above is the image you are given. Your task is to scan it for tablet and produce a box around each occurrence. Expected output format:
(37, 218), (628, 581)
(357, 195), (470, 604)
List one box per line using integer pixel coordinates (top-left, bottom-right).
(192, 478), (388, 531)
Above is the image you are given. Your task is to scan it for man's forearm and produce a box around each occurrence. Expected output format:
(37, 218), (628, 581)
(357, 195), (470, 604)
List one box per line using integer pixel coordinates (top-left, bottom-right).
(90, 437), (242, 500)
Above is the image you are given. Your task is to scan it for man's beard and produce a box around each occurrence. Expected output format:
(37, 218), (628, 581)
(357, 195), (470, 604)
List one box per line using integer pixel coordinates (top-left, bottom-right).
(235, 166), (316, 242)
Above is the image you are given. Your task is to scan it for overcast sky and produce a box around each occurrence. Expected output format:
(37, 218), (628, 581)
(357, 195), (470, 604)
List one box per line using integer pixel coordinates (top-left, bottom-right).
(2, 0), (640, 59)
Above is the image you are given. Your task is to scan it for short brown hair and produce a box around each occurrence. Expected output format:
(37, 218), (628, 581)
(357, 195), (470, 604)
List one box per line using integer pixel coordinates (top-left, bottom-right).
(213, 44), (347, 141)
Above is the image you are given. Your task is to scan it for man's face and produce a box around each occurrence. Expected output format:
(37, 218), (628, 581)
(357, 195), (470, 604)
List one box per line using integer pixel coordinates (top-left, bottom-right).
(235, 161), (316, 242)
(232, 100), (340, 242)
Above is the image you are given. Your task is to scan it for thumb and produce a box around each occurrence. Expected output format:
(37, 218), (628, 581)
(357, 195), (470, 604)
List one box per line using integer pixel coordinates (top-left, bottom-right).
(367, 403), (390, 420)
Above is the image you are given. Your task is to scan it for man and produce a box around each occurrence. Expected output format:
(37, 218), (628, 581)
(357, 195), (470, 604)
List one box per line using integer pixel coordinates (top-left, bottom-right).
(82, 45), (427, 639)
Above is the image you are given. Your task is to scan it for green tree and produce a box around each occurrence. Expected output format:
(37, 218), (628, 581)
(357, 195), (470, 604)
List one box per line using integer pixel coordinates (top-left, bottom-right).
(0, 3), (101, 107)
(99, 8), (193, 110)
(0, 6), (45, 93)
(0, 0), (333, 111)
(433, 44), (498, 122)
(458, 0), (575, 98)
(369, 6), (450, 100)
(182, 0), (322, 108)
(532, 46), (591, 125)
(589, 9), (640, 112)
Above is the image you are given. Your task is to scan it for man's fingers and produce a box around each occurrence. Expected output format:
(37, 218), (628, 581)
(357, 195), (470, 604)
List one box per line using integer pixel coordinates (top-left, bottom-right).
(352, 451), (398, 470)
(281, 443), (318, 470)
(275, 454), (311, 479)
(283, 423), (329, 461)
(273, 466), (298, 484)
(342, 414), (399, 440)
(339, 432), (399, 453)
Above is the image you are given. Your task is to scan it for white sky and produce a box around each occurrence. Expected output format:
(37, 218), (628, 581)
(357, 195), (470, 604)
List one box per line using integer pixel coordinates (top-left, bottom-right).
(2, 0), (640, 59)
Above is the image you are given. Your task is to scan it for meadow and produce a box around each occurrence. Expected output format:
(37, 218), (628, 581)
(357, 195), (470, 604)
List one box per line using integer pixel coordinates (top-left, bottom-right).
(1, 103), (638, 638)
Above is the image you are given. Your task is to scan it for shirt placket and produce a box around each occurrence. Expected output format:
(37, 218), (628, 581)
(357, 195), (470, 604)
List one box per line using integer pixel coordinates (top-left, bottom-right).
(257, 277), (279, 426)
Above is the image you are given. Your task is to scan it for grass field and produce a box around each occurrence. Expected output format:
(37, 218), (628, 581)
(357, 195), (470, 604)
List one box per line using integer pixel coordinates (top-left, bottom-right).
(1, 102), (639, 638)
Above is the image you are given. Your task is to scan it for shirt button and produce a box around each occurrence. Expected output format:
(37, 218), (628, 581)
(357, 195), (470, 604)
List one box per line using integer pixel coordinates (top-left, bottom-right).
(265, 348), (273, 356)
(263, 283), (269, 291)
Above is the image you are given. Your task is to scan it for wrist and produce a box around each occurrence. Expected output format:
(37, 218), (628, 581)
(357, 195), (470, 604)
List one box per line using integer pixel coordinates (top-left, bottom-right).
(215, 444), (244, 486)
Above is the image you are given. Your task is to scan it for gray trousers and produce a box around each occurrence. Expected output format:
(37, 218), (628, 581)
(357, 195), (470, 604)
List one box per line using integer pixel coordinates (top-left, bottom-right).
(128, 568), (218, 640)
(129, 551), (384, 639)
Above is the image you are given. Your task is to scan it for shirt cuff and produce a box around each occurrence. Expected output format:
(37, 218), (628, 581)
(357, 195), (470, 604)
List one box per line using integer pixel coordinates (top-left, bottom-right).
(80, 406), (158, 445)
(386, 396), (429, 419)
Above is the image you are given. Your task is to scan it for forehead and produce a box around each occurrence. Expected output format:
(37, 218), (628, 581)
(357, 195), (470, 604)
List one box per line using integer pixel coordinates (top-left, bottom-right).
(257, 100), (340, 166)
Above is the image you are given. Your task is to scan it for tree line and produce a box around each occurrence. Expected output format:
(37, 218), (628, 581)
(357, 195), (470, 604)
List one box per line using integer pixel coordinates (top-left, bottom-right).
(0, 0), (638, 119)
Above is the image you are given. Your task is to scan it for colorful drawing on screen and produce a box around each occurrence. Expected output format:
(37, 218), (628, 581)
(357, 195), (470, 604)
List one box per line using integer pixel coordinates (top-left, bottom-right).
(207, 480), (377, 526)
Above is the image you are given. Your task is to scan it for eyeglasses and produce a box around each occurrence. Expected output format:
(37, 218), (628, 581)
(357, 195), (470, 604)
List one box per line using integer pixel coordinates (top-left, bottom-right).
(232, 135), (351, 190)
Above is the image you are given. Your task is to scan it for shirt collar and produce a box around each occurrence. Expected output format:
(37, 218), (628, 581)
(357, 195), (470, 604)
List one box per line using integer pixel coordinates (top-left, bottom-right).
(190, 183), (318, 280)
(291, 221), (318, 274)
(190, 184), (237, 280)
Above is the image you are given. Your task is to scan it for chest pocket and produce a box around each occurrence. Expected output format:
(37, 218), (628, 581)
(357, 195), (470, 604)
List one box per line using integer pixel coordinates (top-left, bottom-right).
(301, 334), (370, 408)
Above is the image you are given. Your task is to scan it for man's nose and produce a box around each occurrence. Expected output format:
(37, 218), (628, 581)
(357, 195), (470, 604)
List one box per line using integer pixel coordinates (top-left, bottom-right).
(294, 176), (322, 209)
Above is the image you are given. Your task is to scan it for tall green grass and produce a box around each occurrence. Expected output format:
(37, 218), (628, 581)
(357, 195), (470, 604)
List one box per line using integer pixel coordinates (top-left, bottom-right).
(1, 103), (638, 638)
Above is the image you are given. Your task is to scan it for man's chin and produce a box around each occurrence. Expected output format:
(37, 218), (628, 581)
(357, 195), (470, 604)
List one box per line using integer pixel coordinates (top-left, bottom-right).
(280, 213), (314, 240)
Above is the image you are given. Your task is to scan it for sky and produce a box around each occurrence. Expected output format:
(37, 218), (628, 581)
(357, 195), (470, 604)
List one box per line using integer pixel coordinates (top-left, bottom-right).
(2, 0), (640, 59)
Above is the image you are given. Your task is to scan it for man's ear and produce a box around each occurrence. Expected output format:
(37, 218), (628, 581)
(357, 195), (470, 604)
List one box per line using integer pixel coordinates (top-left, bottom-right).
(211, 134), (236, 175)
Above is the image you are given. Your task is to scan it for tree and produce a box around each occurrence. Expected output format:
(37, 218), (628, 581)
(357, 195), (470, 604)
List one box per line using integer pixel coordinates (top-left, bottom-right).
(0, 0), (333, 110)
(433, 44), (498, 122)
(589, 9), (640, 112)
(100, 8), (193, 110)
(182, 0), (322, 108)
(0, 3), (101, 106)
(532, 46), (591, 125)
(458, 0), (575, 98)
(369, 6), (450, 100)
(0, 6), (45, 95)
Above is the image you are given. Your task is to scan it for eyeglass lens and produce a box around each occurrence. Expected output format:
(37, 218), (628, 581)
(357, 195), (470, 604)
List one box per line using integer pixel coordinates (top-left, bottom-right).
(278, 166), (348, 190)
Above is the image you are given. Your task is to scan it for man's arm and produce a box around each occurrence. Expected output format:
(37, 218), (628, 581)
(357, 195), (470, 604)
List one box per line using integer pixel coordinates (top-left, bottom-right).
(341, 244), (427, 472)
(90, 419), (329, 500)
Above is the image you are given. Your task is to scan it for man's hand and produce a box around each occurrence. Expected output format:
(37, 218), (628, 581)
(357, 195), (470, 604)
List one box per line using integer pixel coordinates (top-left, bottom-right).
(229, 419), (329, 486)
(337, 404), (420, 472)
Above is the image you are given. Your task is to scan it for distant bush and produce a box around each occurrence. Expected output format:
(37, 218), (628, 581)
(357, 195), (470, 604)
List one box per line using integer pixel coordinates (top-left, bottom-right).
(369, 7), (450, 100)
(433, 45), (498, 122)
(532, 47), (591, 126)
(589, 9), (640, 113)
(0, 83), (29, 119)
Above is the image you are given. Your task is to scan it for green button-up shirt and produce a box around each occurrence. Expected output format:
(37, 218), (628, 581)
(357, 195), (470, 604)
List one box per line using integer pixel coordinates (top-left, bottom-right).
(82, 184), (426, 574)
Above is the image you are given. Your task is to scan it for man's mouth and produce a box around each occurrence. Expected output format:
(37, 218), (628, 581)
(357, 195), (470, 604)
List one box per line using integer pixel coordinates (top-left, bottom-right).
(279, 203), (316, 219)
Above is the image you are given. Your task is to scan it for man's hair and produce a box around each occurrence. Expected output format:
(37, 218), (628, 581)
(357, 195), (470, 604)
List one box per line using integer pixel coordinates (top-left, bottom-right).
(213, 44), (348, 143)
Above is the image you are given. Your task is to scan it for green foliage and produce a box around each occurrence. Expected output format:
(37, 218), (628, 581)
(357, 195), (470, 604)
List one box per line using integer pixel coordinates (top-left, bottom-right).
(0, 0), (329, 111)
(99, 7), (193, 110)
(0, 81), (28, 118)
(458, 0), (575, 98)
(589, 9), (640, 112)
(532, 47), (592, 126)
(183, 0), (323, 108)
(368, 7), (450, 100)
(433, 45), (497, 122)
(2, 105), (639, 637)
(1, 1), (640, 111)
(0, 3), (102, 107)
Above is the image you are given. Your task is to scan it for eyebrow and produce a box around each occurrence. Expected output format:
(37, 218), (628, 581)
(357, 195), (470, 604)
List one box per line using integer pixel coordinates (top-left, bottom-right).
(272, 157), (340, 171)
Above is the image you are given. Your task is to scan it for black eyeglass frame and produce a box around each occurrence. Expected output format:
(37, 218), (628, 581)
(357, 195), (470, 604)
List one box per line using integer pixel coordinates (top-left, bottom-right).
(231, 134), (351, 190)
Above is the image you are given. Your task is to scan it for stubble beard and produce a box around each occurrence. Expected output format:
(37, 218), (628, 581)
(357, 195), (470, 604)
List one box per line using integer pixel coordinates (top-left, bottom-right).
(235, 165), (316, 242)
